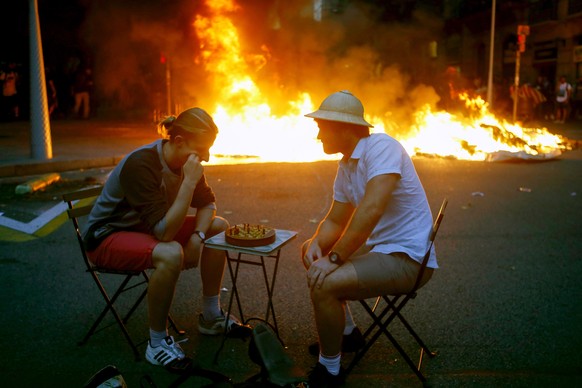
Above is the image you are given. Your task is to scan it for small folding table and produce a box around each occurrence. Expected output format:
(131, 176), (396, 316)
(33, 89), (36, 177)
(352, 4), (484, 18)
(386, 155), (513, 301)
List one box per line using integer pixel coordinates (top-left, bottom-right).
(204, 229), (297, 361)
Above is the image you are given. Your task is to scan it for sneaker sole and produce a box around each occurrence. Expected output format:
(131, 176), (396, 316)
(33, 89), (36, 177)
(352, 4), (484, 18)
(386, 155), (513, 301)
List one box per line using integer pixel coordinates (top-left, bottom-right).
(198, 325), (225, 336)
(198, 322), (252, 337)
(198, 315), (242, 336)
(146, 351), (192, 373)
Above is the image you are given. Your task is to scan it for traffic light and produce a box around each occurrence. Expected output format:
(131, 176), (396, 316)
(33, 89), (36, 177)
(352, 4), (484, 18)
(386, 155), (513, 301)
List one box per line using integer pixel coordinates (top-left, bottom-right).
(517, 25), (529, 53)
(518, 34), (526, 53)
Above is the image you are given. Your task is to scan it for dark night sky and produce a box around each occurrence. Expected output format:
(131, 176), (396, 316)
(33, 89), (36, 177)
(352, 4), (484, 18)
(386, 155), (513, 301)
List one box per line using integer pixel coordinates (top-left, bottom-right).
(2, 0), (188, 64)
(2, 0), (89, 66)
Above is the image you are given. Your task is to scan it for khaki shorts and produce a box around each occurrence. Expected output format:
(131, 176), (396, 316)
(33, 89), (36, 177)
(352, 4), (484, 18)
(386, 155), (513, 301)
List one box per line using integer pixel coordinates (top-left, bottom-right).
(349, 251), (433, 299)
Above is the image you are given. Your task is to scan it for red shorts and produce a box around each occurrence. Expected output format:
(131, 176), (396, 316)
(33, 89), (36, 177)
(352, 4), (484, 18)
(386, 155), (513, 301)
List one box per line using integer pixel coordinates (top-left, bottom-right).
(87, 216), (197, 271)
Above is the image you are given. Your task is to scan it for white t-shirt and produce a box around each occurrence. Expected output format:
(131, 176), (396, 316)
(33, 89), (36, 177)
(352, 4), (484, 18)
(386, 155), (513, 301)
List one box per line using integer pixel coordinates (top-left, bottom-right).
(333, 133), (438, 268)
(556, 82), (572, 103)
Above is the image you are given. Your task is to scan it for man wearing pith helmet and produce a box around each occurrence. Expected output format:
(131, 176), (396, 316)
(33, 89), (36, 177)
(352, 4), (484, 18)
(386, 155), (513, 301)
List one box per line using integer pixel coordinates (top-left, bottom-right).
(301, 90), (438, 386)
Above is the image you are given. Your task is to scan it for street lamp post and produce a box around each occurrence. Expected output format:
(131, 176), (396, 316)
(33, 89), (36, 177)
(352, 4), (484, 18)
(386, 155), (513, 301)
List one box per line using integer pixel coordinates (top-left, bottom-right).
(166, 57), (171, 115)
(512, 25), (529, 123)
(486, 0), (496, 108)
(29, 0), (52, 160)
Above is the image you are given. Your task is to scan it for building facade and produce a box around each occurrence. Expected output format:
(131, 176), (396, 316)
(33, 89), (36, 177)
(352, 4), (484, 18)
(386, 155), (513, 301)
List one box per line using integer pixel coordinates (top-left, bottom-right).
(444, 0), (582, 90)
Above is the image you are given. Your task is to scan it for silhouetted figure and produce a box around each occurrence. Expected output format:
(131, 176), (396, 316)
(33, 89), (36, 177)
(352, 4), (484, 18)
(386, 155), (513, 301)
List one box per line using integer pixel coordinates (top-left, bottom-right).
(72, 67), (93, 119)
(46, 67), (58, 118)
(571, 77), (582, 120)
(534, 76), (552, 120)
(554, 76), (572, 124)
(0, 62), (20, 120)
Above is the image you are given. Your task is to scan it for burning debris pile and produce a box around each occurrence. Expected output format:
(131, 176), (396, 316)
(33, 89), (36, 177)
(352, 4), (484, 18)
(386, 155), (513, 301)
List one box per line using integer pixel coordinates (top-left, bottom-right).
(398, 94), (573, 162)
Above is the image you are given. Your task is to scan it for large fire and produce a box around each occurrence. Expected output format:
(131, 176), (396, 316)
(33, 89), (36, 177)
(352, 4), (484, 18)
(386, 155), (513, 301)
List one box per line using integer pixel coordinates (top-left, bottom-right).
(400, 94), (568, 162)
(193, 0), (570, 165)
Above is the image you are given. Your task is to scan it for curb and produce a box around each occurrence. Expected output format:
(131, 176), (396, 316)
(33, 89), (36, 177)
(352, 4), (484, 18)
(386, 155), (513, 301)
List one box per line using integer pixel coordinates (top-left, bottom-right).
(15, 172), (61, 194)
(0, 156), (123, 178)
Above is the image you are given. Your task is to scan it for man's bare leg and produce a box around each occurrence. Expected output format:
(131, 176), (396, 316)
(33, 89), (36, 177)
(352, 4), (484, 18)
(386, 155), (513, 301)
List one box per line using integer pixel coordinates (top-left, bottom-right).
(149, 241), (183, 332)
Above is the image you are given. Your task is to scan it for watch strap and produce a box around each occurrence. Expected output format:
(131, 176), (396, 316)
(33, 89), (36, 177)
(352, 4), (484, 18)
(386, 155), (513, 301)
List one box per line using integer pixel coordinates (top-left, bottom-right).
(194, 230), (206, 241)
(329, 251), (343, 265)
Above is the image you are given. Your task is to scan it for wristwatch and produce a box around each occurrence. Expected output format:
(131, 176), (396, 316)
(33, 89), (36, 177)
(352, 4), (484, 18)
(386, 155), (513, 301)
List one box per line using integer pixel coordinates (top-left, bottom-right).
(194, 230), (206, 241)
(328, 251), (343, 265)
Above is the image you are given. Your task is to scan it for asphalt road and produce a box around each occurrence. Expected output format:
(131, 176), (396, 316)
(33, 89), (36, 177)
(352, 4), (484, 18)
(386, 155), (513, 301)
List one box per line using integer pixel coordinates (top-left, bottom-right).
(1, 153), (582, 387)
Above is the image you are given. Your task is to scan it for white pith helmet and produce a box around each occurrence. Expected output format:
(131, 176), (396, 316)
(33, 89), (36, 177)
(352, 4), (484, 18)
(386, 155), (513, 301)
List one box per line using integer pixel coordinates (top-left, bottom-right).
(305, 90), (373, 128)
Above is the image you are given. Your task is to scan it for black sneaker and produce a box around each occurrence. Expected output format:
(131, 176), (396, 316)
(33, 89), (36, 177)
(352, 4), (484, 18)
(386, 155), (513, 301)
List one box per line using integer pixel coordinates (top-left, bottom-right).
(307, 362), (345, 387)
(308, 327), (365, 356)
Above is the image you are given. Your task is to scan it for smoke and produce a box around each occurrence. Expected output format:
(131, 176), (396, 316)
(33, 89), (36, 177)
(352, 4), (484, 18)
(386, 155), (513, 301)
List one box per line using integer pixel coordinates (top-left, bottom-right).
(82, 0), (443, 132)
(238, 0), (444, 134)
(82, 1), (206, 114)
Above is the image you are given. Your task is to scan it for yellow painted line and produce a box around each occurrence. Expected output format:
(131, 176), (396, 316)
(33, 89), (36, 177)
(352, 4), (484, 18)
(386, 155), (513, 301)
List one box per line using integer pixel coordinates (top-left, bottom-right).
(0, 195), (97, 242)
(0, 226), (38, 242)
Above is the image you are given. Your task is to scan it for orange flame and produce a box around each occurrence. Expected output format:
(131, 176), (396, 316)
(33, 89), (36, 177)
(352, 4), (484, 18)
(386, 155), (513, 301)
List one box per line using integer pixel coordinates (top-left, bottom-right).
(193, 0), (336, 164)
(400, 94), (569, 161)
(193, 1), (570, 164)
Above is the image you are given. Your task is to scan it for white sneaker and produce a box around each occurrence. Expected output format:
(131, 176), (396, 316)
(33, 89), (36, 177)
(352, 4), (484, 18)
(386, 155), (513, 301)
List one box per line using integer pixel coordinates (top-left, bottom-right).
(145, 336), (190, 371)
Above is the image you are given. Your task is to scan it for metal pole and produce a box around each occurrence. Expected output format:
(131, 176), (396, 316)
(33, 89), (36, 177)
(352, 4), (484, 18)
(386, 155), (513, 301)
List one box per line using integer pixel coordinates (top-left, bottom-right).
(29, 0), (52, 160)
(486, 0), (496, 107)
(512, 50), (521, 123)
(165, 57), (171, 115)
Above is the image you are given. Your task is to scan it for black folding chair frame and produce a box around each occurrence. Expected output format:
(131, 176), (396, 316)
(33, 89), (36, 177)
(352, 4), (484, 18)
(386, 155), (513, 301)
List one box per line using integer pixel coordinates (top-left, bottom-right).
(346, 198), (448, 382)
(63, 186), (182, 360)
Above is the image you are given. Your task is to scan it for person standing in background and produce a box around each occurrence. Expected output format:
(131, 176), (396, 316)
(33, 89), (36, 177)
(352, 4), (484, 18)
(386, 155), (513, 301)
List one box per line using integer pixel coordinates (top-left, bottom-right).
(46, 67), (58, 118)
(72, 67), (93, 119)
(534, 75), (552, 120)
(571, 77), (582, 121)
(554, 76), (572, 124)
(0, 62), (20, 120)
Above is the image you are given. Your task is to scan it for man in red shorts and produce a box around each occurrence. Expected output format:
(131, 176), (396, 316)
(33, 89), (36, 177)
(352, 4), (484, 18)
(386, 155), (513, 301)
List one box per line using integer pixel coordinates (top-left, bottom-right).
(83, 107), (247, 370)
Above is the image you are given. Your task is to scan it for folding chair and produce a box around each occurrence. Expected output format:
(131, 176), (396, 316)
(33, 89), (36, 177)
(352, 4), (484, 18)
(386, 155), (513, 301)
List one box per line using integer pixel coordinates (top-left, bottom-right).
(346, 198), (448, 383)
(63, 186), (183, 360)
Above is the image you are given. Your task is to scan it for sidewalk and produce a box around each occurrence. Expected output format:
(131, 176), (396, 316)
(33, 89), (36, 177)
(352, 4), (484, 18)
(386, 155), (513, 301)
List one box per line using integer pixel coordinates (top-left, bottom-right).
(0, 118), (159, 178)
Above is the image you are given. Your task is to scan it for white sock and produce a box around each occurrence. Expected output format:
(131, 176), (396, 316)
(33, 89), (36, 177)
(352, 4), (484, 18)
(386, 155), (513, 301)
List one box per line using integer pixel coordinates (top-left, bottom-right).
(343, 304), (356, 335)
(149, 328), (168, 348)
(202, 294), (221, 321)
(318, 353), (341, 376)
